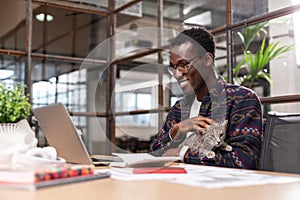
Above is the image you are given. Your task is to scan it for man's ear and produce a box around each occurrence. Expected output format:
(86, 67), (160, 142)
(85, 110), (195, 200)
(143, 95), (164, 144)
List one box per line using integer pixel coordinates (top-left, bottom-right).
(205, 53), (213, 67)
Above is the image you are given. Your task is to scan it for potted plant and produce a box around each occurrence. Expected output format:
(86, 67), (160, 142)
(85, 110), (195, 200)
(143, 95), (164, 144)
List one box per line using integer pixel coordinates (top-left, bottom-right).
(0, 82), (37, 165)
(233, 22), (294, 88)
(235, 37), (294, 88)
(0, 82), (31, 123)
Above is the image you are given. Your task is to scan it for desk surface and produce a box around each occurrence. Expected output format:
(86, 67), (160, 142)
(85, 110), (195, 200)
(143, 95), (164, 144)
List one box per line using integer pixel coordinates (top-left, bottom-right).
(1, 166), (300, 200)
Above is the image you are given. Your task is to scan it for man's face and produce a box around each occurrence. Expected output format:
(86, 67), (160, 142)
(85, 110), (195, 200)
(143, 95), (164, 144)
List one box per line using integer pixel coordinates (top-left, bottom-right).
(170, 41), (206, 95)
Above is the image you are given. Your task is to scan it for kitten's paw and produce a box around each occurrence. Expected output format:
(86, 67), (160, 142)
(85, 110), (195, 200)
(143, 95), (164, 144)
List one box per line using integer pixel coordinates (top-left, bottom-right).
(225, 145), (233, 152)
(206, 151), (215, 159)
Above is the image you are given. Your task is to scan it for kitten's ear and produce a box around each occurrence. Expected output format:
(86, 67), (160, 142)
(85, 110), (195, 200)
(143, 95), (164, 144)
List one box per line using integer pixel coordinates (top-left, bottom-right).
(220, 120), (228, 127)
(221, 120), (228, 131)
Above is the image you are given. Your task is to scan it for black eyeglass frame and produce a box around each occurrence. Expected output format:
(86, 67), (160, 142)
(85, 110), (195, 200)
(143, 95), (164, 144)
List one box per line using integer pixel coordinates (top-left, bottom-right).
(167, 56), (199, 75)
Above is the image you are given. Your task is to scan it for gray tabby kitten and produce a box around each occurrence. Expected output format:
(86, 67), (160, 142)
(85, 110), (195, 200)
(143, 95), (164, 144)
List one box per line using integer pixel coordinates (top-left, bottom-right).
(179, 120), (232, 159)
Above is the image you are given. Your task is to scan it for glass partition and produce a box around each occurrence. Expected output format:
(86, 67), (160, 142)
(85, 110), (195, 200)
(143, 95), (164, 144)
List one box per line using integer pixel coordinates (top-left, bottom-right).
(0, 0), (26, 51)
(32, 5), (107, 58)
(215, 33), (227, 76)
(2, 0), (300, 154)
(232, 0), (300, 24)
(232, 0), (268, 23)
(231, 12), (299, 113)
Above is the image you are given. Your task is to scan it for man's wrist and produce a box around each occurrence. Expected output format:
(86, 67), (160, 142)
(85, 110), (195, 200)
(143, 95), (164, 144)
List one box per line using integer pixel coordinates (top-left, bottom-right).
(168, 127), (174, 141)
(169, 124), (180, 140)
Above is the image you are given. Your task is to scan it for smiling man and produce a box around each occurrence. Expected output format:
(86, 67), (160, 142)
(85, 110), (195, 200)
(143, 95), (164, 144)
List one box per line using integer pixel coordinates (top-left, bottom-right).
(150, 27), (263, 169)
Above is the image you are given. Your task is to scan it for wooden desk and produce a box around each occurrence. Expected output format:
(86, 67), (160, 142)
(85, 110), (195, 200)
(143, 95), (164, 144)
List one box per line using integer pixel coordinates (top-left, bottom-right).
(1, 166), (300, 200)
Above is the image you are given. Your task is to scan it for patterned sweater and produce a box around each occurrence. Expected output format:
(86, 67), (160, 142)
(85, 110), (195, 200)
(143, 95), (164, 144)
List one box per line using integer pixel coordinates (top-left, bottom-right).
(150, 78), (263, 169)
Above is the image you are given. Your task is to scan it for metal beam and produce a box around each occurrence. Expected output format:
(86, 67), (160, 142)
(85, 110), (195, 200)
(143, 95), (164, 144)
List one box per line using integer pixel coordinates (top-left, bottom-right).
(32, 0), (109, 16)
(25, 0), (33, 101)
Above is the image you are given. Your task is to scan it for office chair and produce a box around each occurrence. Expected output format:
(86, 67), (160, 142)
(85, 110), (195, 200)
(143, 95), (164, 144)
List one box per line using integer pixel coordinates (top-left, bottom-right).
(260, 111), (300, 173)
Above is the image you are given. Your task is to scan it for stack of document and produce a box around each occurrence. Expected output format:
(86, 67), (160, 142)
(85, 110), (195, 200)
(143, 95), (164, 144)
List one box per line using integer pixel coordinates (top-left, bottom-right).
(0, 164), (110, 190)
(109, 153), (181, 168)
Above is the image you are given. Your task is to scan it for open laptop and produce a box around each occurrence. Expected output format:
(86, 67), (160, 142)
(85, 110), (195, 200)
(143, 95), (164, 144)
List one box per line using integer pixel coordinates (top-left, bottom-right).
(32, 102), (122, 165)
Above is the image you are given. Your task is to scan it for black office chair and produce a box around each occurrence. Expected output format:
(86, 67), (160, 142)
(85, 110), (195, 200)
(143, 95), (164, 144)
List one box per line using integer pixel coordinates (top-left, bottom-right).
(260, 111), (300, 173)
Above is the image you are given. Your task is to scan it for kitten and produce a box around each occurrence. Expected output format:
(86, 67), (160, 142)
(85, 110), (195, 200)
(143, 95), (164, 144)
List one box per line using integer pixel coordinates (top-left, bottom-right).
(179, 120), (232, 159)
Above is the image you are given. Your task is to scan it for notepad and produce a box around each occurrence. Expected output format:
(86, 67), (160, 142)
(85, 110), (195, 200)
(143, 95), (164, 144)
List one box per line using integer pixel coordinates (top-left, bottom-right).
(109, 153), (181, 168)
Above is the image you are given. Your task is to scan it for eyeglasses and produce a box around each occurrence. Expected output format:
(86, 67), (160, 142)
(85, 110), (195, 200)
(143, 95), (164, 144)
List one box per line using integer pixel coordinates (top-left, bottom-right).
(167, 56), (199, 75)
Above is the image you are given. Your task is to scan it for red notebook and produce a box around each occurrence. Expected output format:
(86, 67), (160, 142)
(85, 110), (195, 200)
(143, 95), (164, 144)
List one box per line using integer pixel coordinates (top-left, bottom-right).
(132, 167), (187, 174)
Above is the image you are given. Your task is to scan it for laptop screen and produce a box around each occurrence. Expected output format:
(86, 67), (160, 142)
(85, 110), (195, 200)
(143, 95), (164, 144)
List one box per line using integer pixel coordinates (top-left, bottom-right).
(32, 102), (93, 165)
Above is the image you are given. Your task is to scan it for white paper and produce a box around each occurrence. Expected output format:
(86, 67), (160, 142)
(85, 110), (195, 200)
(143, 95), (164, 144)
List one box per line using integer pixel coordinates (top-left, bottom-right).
(110, 153), (181, 168)
(169, 165), (300, 188)
(96, 164), (300, 189)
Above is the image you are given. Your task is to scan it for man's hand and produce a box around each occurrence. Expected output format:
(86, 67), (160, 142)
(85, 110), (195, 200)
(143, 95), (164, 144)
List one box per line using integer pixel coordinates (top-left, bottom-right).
(170, 116), (213, 140)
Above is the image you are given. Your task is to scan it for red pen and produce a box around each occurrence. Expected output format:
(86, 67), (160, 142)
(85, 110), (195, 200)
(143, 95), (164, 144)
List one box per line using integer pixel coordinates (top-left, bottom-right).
(132, 167), (187, 174)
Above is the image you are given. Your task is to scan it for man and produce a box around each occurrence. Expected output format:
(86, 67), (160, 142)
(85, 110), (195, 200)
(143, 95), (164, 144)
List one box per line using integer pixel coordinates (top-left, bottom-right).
(150, 27), (263, 169)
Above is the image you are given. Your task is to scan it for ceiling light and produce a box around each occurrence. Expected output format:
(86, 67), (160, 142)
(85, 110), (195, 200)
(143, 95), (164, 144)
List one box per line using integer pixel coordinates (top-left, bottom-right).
(36, 13), (54, 22)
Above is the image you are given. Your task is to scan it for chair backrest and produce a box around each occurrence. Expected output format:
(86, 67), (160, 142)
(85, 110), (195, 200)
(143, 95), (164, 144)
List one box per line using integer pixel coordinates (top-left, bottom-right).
(260, 111), (300, 173)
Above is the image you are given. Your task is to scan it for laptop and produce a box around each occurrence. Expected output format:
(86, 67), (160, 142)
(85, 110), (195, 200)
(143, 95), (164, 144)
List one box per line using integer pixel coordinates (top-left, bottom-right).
(32, 102), (122, 165)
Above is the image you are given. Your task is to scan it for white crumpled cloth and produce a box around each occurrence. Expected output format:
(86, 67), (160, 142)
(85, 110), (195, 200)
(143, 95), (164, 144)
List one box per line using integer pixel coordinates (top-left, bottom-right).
(0, 119), (65, 167)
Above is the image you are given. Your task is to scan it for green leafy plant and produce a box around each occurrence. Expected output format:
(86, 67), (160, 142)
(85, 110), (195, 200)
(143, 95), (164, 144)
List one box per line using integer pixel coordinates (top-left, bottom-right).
(234, 22), (294, 88)
(235, 37), (294, 88)
(237, 21), (268, 51)
(0, 82), (31, 123)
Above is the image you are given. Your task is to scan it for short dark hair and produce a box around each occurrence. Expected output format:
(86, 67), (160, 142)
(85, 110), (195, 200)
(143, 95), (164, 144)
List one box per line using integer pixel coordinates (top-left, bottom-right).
(170, 27), (215, 59)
